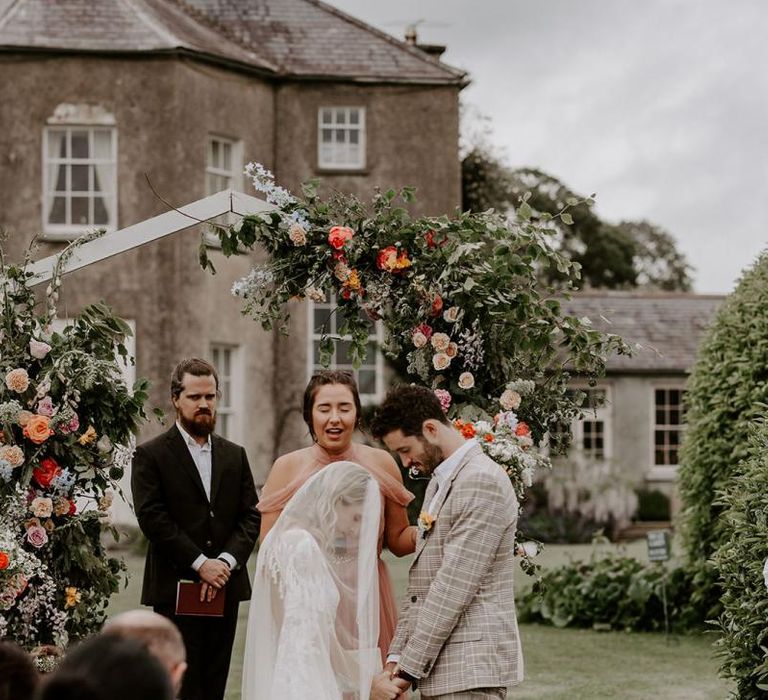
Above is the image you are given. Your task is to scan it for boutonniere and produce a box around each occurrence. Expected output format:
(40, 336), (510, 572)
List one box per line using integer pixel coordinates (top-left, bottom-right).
(418, 511), (436, 539)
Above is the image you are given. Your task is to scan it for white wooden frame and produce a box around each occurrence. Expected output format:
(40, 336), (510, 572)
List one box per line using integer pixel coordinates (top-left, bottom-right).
(27, 189), (275, 286)
(647, 382), (687, 481)
(317, 106), (366, 170)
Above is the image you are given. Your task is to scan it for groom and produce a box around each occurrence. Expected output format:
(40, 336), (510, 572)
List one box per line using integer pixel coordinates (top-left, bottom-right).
(370, 385), (523, 700)
(132, 358), (260, 700)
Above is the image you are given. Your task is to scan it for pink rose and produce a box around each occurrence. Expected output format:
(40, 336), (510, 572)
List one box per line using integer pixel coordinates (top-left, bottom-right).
(26, 525), (48, 549)
(414, 323), (433, 340)
(458, 372), (475, 389)
(412, 331), (427, 348)
(433, 389), (452, 413)
(328, 226), (354, 250)
(430, 333), (450, 352)
(500, 389), (522, 411)
(432, 353), (451, 371)
(5, 368), (29, 394)
(37, 397), (55, 417)
(29, 339), (52, 359)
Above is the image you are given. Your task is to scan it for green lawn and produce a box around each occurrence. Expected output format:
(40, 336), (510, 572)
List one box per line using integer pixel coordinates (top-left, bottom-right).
(109, 544), (729, 699)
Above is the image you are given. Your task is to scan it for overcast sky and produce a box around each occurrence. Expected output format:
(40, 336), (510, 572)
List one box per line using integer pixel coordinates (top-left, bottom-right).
(331, 0), (768, 294)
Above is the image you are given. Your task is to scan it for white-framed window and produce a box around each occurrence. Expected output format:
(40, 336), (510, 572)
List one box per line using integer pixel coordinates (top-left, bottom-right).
(307, 291), (383, 403)
(206, 136), (243, 196)
(210, 344), (243, 442)
(318, 107), (366, 170)
(43, 126), (117, 238)
(560, 386), (612, 461)
(648, 386), (686, 480)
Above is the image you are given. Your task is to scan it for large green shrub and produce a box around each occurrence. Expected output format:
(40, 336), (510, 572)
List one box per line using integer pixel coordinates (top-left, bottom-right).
(713, 422), (768, 697)
(678, 250), (768, 615)
(518, 549), (701, 632)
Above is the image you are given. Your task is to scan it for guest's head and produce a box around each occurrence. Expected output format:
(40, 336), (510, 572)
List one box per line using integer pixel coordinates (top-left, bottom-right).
(371, 385), (455, 477)
(303, 370), (362, 448)
(103, 609), (187, 695)
(0, 641), (38, 700)
(170, 358), (219, 439)
(36, 634), (173, 700)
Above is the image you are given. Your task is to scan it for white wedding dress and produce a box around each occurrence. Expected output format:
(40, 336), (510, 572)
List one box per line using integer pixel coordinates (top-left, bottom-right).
(242, 462), (381, 700)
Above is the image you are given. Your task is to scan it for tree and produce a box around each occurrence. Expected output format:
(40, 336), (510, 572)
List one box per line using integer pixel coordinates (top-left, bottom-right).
(461, 148), (693, 291)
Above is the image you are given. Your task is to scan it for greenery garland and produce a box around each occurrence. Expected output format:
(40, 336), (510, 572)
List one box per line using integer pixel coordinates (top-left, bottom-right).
(0, 236), (151, 668)
(202, 164), (630, 570)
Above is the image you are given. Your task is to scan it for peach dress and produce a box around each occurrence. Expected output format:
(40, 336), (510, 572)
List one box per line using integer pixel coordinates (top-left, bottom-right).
(257, 443), (414, 663)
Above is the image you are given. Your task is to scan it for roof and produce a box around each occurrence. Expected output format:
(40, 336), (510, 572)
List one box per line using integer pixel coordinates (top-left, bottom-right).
(0, 0), (467, 84)
(563, 291), (724, 374)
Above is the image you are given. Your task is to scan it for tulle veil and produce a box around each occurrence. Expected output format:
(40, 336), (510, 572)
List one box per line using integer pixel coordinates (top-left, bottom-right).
(243, 461), (381, 700)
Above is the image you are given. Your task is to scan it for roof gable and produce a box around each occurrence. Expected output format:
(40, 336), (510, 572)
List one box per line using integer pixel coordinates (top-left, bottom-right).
(563, 292), (724, 374)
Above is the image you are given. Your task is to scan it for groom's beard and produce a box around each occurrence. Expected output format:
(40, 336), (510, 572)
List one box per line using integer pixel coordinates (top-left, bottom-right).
(180, 409), (216, 438)
(410, 439), (444, 477)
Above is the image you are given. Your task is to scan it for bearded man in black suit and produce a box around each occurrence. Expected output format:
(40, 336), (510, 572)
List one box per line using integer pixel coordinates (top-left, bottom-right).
(132, 358), (260, 700)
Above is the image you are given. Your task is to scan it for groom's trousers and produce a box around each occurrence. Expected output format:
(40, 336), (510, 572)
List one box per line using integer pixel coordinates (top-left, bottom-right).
(155, 599), (240, 700)
(421, 690), (507, 700)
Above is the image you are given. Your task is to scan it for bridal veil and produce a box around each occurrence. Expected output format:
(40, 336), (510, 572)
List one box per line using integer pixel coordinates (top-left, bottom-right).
(243, 461), (381, 700)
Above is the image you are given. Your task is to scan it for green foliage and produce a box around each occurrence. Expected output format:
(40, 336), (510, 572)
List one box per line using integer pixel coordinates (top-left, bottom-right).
(0, 236), (150, 661)
(518, 546), (702, 632)
(678, 251), (768, 616)
(635, 489), (671, 522)
(712, 422), (768, 697)
(461, 150), (693, 291)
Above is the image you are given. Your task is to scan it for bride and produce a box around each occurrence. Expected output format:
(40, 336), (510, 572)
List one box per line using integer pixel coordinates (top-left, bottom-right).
(242, 461), (382, 700)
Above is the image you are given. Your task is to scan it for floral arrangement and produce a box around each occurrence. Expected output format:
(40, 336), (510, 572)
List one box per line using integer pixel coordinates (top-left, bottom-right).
(0, 237), (150, 667)
(205, 164), (629, 570)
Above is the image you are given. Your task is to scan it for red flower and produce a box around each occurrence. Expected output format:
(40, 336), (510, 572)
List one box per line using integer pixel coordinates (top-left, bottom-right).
(376, 246), (411, 273)
(515, 422), (531, 438)
(0, 551), (9, 570)
(461, 423), (476, 439)
(425, 230), (447, 248)
(431, 295), (443, 317)
(68, 500), (77, 516)
(33, 457), (61, 489)
(332, 250), (347, 262)
(484, 433), (495, 443)
(415, 323), (433, 340)
(328, 226), (354, 250)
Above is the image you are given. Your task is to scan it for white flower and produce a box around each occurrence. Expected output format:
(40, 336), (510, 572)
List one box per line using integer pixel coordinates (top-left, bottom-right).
(412, 331), (428, 348)
(30, 497), (53, 519)
(500, 389), (521, 411)
(29, 339), (52, 360)
(522, 467), (534, 487)
(430, 333), (450, 352)
(458, 372), (475, 389)
(520, 541), (539, 558)
(443, 306), (460, 323)
(432, 353), (451, 371)
(475, 420), (493, 435)
(764, 558), (768, 590)
(96, 435), (113, 454)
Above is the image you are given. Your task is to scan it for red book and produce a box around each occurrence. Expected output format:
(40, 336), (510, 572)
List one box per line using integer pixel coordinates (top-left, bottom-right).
(175, 581), (226, 617)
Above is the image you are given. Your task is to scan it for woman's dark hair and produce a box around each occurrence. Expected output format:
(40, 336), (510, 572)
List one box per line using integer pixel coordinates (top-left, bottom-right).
(302, 370), (362, 438)
(0, 641), (37, 700)
(36, 635), (173, 700)
(371, 384), (449, 440)
(170, 357), (219, 400)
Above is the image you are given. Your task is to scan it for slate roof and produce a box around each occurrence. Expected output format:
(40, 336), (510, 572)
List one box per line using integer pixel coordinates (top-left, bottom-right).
(563, 292), (724, 374)
(0, 0), (466, 84)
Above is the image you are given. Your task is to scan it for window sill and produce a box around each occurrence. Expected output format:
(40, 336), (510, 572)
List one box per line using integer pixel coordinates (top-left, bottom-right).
(646, 466), (678, 482)
(41, 227), (115, 242)
(315, 167), (369, 177)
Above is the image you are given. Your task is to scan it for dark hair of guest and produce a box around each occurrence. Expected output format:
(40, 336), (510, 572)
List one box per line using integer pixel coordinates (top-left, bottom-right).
(370, 384), (449, 440)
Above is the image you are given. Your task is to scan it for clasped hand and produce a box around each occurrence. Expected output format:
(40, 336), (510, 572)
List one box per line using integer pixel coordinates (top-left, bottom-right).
(199, 558), (230, 602)
(370, 663), (410, 700)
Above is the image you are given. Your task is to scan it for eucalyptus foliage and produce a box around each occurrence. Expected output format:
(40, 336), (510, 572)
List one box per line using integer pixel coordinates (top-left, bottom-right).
(713, 422), (768, 697)
(678, 251), (768, 616)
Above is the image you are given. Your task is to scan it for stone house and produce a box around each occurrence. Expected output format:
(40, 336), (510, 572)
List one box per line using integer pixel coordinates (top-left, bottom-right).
(0, 0), (466, 519)
(555, 292), (723, 526)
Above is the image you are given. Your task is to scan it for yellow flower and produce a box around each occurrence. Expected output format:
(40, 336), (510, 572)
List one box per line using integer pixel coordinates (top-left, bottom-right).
(64, 586), (81, 609)
(77, 426), (97, 446)
(417, 511), (436, 537)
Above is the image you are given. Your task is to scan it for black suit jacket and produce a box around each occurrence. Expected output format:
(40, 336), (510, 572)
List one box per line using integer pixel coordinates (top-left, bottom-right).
(131, 425), (261, 606)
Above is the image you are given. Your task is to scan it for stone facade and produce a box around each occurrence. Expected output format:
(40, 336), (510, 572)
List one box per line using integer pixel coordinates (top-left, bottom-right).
(0, 1), (465, 521)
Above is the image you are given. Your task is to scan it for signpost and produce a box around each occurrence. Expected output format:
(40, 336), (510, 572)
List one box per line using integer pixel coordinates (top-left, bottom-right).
(647, 530), (672, 641)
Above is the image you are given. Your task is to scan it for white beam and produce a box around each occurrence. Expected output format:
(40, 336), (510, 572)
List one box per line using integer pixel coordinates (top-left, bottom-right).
(27, 190), (275, 285)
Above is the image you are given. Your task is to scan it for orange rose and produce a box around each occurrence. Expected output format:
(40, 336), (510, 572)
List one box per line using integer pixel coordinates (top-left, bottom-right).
(23, 415), (54, 444)
(0, 551), (9, 570)
(328, 225), (354, 250)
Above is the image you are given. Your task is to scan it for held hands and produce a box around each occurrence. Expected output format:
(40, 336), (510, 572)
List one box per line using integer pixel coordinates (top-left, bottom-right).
(199, 558), (230, 602)
(370, 663), (411, 700)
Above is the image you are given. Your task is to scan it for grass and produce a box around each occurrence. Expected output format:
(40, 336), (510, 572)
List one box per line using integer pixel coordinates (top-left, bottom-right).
(108, 543), (730, 699)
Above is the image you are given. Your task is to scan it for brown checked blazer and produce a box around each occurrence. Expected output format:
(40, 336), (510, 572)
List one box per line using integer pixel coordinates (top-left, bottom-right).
(390, 444), (523, 696)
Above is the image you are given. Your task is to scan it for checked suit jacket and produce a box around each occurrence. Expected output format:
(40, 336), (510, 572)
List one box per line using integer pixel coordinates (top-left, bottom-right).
(390, 444), (523, 696)
(131, 425), (260, 606)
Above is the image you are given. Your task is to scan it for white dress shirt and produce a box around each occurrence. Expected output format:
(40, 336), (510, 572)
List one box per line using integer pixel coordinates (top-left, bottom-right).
(177, 422), (236, 572)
